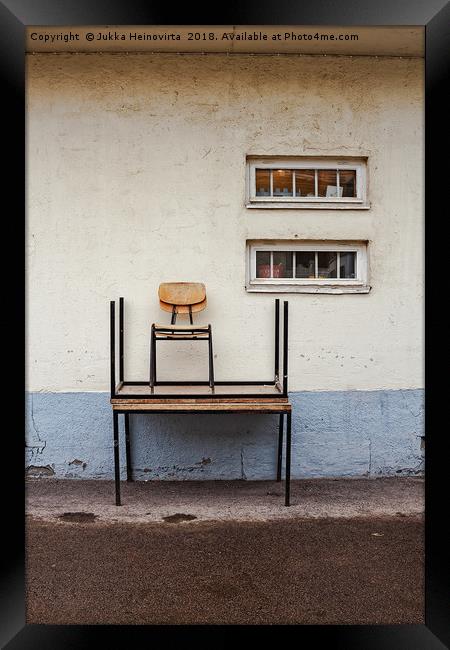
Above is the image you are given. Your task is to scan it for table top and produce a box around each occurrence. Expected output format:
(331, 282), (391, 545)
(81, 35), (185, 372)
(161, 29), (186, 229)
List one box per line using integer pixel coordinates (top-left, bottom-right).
(112, 401), (291, 413)
(111, 381), (291, 413)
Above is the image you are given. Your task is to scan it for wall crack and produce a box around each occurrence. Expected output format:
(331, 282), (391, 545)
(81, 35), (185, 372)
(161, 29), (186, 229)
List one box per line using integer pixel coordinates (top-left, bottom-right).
(28, 394), (47, 456)
(240, 446), (247, 480)
(400, 390), (423, 419)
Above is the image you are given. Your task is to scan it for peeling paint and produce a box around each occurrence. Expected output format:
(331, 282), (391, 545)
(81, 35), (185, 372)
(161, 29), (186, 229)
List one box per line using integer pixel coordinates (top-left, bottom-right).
(24, 389), (424, 480)
(26, 464), (55, 477)
(69, 459), (87, 470)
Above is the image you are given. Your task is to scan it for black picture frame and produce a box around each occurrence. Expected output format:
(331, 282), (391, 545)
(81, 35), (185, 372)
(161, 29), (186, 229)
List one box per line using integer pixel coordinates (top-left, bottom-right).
(2, 0), (448, 647)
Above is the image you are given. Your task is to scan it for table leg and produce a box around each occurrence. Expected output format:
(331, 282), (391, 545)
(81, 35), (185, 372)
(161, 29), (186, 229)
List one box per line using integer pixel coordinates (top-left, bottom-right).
(285, 411), (292, 506)
(277, 414), (284, 482)
(113, 411), (121, 506)
(125, 412), (132, 482)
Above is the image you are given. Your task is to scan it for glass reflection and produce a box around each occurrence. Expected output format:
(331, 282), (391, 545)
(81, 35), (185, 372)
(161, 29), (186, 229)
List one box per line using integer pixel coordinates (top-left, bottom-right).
(272, 170), (293, 197)
(340, 170), (356, 198)
(318, 170), (339, 197)
(295, 170), (315, 197)
(256, 251), (271, 278)
(296, 252), (315, 278)
(339, 252), (356, 278)
(255, 169), (271, 196)
(318, 252), (337, 278)
(273, 251), (293, 278)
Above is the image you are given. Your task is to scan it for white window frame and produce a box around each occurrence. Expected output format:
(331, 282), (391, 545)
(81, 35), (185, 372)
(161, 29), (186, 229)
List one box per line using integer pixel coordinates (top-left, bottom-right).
(246, 240), (370, 294)
(246, 157), (369, 209)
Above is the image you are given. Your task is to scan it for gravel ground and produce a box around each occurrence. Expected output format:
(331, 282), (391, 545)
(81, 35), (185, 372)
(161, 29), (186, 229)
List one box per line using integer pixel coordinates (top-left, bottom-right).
(26, 476), (424, 523)
(26, 514), (424, 625)
(26, 478), (424, 625)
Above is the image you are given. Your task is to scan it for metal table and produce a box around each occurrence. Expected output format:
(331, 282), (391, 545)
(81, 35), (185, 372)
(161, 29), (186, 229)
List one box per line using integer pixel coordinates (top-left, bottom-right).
(110, 298), (293, 506)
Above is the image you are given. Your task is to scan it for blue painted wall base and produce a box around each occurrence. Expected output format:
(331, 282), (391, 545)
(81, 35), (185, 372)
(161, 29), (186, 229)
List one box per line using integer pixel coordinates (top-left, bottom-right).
(25, 389), (424, 480)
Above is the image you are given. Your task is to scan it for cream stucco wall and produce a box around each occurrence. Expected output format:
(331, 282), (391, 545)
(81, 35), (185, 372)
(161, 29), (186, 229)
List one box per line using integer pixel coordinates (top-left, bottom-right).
(26, 53), (424, 393)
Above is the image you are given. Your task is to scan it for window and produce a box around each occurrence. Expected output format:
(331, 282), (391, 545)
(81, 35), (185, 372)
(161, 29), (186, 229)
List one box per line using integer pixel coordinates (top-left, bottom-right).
(247, 241), (370, 293)
(246, 157), (369, 209)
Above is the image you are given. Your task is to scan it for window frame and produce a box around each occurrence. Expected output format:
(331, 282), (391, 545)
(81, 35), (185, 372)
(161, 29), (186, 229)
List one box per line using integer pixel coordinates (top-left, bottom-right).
(246, 240), (370, 294)
(246, 157), (369, 209)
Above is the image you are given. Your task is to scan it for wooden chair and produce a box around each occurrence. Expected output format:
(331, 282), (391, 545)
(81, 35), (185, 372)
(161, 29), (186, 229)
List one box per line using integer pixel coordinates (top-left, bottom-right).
(149, 282), (214, 390)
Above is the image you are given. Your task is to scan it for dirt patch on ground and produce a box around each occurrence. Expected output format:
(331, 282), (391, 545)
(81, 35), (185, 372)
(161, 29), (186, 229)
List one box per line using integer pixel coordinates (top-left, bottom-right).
(57, 512), (97, 523)
(161, 513), (197, 523)
(25, 477), (425, 524)
(26, 515), (424, 625)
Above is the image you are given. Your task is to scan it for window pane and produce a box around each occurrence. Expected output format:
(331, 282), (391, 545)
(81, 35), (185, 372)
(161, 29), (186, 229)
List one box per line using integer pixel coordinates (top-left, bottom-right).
(339, 252), (356, 278)
(255, 169), (270, 196)
(340, 170), (356, 198)
(272, 169), (293, 197)
(273, 251), (293, 278)
(295, 170), (315, 197)
(318, 252), (337, 278)
(318, 170), (340, 198)
(256, 251), (271, 278)
(296, 252), (316, 278)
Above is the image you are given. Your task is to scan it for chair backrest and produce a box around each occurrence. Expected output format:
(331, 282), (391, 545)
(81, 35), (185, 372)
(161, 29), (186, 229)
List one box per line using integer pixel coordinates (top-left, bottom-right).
(158, 282), (207, 316)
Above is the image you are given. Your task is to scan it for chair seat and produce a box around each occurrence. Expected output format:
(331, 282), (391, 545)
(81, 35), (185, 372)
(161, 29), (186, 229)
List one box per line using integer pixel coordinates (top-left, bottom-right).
(154, 324), (209, 330)
(153, 323), (210, 339)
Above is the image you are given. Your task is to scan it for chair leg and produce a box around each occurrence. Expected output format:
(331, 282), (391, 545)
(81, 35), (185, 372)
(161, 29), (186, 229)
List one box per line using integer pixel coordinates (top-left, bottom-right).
(208, 325), (215, 391)
(285, 412), (292, 506)
(277, 414), (284, 482)
(149, 325), (156, 388)
(152, 331), (157, 387)
(149, 326), (153, 387)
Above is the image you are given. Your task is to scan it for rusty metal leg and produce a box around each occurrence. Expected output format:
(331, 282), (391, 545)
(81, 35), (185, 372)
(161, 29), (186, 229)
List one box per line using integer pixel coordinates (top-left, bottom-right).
(277, 414), (284, 482)
(113, 411), (121, 506)
(125, 412), (132, 482)
(285, 411), (292, 506)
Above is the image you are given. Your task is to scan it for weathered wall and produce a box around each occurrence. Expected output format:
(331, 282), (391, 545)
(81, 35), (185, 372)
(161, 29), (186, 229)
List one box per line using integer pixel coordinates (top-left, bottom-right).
(26, 390), (424, 479)
(26, 53), (424, 479)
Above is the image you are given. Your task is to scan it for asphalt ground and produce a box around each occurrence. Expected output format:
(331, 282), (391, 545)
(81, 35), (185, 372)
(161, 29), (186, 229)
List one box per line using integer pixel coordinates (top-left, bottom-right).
(26, 485), (424, 625)
(26, 476), (424, 523)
